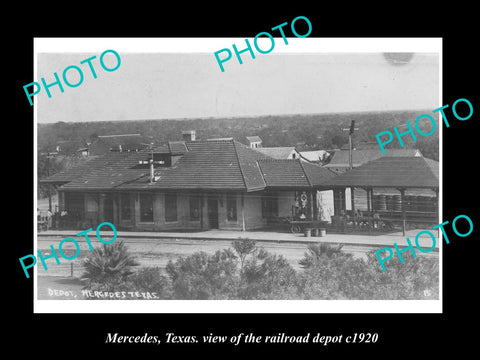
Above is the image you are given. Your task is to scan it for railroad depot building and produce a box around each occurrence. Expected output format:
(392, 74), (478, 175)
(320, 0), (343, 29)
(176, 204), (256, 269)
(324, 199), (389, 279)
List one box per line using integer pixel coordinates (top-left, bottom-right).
(41, 138), (336, 231)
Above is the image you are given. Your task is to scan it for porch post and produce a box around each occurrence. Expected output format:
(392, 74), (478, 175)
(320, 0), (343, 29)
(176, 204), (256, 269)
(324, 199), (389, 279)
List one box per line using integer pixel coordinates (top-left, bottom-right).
(333, 188), (346, 216)
(312, 190), (318, 220)
(309, 190), (315, 221)
(241, 193), (245, 231)
(400, 188), (406, 236)
(366, 188), (371, 212)
(48, 185), (52, 212)
(351, 187), (356, 214)
(200, 192), (204, 230)
(99, 193), (106, 223)
(58, 190), (65, 212)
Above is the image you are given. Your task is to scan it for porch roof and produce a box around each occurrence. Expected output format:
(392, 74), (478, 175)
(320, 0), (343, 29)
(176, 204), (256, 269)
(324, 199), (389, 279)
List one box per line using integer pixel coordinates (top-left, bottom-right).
(324, 148), (422, 168)
(321, 157), (439, 189)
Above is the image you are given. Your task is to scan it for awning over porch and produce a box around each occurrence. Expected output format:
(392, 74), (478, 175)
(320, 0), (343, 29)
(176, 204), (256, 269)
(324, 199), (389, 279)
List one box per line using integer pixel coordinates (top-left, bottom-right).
(319, 156), (440, 235)
(320, 156), (438, 189)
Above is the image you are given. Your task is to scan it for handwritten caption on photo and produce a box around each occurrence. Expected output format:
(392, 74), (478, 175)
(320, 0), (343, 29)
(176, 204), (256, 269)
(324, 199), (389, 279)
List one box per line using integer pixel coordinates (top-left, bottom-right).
(46, 288), (159, 300)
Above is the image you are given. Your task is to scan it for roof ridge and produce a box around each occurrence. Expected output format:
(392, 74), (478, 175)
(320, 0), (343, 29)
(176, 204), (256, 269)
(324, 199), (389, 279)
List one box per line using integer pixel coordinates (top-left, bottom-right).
(258, 158), (296, 162)
(298, 159), (313, 187)
(231, 140), (248, 191)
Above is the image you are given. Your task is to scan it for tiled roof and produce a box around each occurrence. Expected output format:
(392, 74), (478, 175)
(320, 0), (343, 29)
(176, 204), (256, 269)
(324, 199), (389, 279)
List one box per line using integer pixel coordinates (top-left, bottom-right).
(168, 141), (187, 155)
(257, 159), (335, 189)
(300, 161), (337, 186)
(42, 139), (335, 192)
(116, 140), (269, 191)
(48, 152), (152, 190)
(148, 141), (187, 155)
(233, 141), (269, 190)
(41, 152), (150, 184)
(254, 147), (297, 159)
(321, 157), (439, 188)
(325, 148), (422, 167)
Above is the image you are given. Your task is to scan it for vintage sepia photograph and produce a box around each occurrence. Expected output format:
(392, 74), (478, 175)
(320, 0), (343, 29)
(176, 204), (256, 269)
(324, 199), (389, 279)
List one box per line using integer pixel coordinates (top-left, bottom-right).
(34, 38), (441, 313)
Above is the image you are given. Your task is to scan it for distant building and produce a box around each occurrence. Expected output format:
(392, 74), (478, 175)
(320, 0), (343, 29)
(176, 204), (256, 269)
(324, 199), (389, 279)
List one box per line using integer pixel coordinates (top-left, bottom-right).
(52, 139), (89, 155)
(182, 130), (196, 142)
(245, 136), (262, 148)
(298, 150), (330, 163)
(88, 134), (145, 156)
(77, 147), (89, 157)
(255, 147), (300, 160)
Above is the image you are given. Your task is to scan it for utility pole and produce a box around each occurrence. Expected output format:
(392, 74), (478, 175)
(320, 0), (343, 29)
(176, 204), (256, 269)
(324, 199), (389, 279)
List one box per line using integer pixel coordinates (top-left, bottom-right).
(342, 120), (359, 215)
(141, 142), (156, 183)
(342, 120), (359, 170)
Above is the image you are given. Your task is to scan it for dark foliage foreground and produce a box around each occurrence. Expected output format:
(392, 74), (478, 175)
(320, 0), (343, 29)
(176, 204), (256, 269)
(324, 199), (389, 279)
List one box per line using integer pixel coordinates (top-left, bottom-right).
(82, 240), (439, 300)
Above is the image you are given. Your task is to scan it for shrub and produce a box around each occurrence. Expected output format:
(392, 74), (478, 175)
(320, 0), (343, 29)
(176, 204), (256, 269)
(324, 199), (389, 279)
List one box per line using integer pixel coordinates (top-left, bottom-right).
(82, 241), (139, 284)
(298, 251), (439, 300)
(165, 240), (299, 300)
(125, 267), (171, 299)
(81, 238), (439, 301)
(363, 252), (439, 300)
(165, 249), (238, 299)
(299, 255), (375, 299)
(238, 251), (298, 300)
(298, 243), (350, 269)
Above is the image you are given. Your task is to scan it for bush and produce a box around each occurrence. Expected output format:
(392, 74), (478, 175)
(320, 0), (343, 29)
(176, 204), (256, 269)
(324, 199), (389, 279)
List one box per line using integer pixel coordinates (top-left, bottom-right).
(299, 243), (350, 269)
(299, 255), (376, 299)
(81, 239), (439, 301)
(125, 267), (171, 298)
(238, 251), (298, 300)
(363, 252), (439, 300)
(82, 241), (139, 284)
(166, 249), (238, 299)
(165, 240), (299, 300)
(298, 250), (439, 300)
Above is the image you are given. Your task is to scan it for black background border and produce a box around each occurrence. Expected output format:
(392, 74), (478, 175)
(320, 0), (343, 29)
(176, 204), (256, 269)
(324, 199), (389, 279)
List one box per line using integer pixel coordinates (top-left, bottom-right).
(9, 6), (478, 355)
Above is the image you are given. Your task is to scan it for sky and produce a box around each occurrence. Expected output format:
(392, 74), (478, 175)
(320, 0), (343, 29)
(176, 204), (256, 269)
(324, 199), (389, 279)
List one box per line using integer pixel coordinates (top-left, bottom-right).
(35, 39), (440, 123)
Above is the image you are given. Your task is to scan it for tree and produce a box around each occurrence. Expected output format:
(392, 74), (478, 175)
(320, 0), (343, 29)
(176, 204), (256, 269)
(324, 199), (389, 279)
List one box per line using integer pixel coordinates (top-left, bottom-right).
(82, 241), (139, 284)
(232, 238), (257, 270)
(298, 243), (350, 269)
